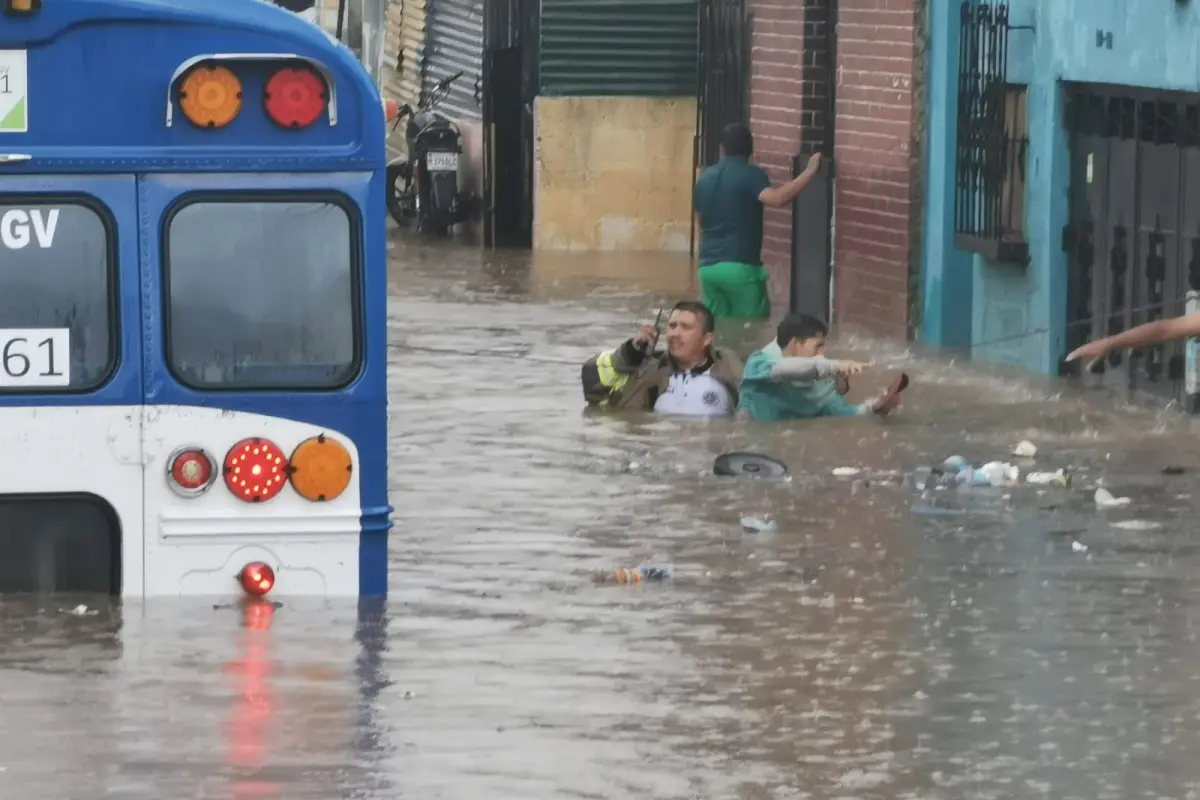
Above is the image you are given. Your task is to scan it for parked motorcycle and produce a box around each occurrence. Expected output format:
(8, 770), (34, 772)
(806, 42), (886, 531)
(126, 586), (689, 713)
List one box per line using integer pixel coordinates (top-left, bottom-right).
(385, 71), (479, 236)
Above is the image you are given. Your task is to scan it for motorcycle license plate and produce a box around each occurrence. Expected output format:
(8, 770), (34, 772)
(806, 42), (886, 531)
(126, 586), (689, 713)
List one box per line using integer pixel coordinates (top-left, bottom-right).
(427, 152), (458, 171)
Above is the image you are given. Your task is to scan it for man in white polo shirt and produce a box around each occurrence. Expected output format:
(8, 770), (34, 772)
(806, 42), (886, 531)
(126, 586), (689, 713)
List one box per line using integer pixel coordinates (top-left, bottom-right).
(581, 301), (743, 416)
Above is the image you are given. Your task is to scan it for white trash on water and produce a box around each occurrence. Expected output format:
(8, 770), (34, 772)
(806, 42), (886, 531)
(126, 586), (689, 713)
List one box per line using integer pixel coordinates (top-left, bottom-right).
(1094, 488), (1131, 508)
(1111, 519), (1161, 530)
(1026, 469), (1070, 487)
(1072, 540), (1089, 553)
(1012, 440), (1038, 458)
(832, 467), (861, 477)
(741, 516), (778, 533)
(61, 605), (97, 616)
(977, 461), (1020, 487)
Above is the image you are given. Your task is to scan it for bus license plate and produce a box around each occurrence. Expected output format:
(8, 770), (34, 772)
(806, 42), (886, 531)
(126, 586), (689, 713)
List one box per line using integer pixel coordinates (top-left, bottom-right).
(426, 153), (458, 172)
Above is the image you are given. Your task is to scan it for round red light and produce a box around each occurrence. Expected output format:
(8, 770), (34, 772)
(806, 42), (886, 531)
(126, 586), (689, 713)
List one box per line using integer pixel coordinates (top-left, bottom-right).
(167, 447), (216, 496)
(238, 562), (275, 596)
(223, 438), (288, 502)
(264, 66), (328, 129)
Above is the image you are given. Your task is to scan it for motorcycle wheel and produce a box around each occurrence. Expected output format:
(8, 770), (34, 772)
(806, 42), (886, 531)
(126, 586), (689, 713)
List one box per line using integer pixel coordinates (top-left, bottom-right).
(386, 165), (414, 226)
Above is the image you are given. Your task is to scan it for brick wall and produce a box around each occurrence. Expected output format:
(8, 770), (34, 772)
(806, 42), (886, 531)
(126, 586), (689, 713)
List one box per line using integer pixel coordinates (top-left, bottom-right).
(747, 0), (804, 301)
(832, 0), (924, 339)
(746, 0), (923, 339)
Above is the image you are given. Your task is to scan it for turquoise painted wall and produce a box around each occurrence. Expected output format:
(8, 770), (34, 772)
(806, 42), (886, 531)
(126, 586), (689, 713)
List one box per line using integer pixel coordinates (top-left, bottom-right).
(920, 0), (1200, 373)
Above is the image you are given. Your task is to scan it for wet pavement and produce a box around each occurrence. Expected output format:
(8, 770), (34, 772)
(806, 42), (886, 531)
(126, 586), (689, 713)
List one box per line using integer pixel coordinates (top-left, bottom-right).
(8, 234), (1200, 798)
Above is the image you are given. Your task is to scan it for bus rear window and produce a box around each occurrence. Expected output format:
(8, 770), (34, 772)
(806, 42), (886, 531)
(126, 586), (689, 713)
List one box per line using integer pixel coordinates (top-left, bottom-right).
(164, 198), (360, 390)
(0, 201), (115, 392)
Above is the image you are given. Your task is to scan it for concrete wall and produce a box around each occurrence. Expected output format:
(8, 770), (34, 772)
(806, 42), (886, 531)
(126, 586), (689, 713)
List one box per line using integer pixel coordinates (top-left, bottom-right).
(748, 0), (925, 339)
(533, 96), (696, 252)
(920, 0), (1200, 373)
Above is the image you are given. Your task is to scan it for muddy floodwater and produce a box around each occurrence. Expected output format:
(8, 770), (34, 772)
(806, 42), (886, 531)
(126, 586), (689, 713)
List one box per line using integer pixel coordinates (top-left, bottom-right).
(8, 236), (1200, 799)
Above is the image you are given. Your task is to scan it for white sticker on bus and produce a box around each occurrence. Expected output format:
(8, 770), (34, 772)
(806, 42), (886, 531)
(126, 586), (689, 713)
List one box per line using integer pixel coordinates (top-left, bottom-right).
(0, 208), (59, 249)
(0, 50), (28, 134)
(0, 329), (69, 387)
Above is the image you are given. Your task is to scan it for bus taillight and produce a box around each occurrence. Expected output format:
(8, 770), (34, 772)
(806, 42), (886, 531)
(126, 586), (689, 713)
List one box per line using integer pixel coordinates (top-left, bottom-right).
(167, 447), (218, 497)
(178, 65), (243, 129)
(4, 0), (38, 15)
(264, 66), (328, 129)
(288, 434), (353, 502)
(223, 438), (288, 502)
(238, 562), (275, 596)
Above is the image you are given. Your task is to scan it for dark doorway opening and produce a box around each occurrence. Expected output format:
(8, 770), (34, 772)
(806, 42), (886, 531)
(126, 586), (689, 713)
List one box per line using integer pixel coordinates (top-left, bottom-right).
(483, 0), (538, 248)
(788, 0), (837, 320)
(1063, 84), (1200, 410)
(0, 493), (121, 594)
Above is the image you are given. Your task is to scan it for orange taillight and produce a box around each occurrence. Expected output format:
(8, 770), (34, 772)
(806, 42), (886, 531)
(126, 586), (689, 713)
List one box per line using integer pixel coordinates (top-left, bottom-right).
(288, 433), (353, 502)
(178, 65), (243, 129)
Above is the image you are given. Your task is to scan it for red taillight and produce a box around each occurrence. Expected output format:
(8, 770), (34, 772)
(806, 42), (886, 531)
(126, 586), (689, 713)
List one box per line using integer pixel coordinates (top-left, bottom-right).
(264, 66), (328, 129)
(167, 447), (217, 496)
(238, 562), (275, 596)
(223, 438), (288, 502)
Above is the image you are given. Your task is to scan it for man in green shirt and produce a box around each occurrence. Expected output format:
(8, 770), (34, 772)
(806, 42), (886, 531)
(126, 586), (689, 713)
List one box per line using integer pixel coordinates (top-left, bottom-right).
(694, 123), (823, 319)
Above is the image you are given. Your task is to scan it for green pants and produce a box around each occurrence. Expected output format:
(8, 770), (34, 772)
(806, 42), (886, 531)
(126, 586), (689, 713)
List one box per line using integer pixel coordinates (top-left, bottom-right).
(699, 261), (771, 320)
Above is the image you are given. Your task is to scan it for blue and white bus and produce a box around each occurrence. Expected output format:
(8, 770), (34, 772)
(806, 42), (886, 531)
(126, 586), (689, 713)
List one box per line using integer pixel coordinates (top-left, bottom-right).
(0, 0), (391, 597)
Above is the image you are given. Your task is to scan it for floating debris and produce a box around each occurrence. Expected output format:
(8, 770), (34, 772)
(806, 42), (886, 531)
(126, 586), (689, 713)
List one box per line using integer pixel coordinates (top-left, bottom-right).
(1026, 469), (1071, 488)
(61, 605), (97, 616)
(1111, 520), (1162, 531)
(741, 516), (778, 534)
(832, 467), (861, 477)
(1094, 488), (1131, 508)
(1012, 440), (1038, 458)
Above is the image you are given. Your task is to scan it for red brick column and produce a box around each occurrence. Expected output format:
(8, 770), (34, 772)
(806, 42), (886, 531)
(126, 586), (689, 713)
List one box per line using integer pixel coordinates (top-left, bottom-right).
(832, 0), (924, 339)
(747, 0), (804, 303)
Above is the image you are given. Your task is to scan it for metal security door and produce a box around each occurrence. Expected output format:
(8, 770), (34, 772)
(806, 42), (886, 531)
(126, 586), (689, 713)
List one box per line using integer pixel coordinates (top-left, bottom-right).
(1064, 86), (1200, 409)
(423, 0), (484, 120)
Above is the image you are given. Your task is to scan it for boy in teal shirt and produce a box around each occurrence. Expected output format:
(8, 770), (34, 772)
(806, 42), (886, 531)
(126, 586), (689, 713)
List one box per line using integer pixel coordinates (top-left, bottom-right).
(739, 313), (901, 420)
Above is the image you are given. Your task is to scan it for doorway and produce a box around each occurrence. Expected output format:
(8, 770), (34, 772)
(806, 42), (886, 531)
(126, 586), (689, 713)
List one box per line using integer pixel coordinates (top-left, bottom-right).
(482, 0), (538, 248)
(1064, 85), (1200, 410)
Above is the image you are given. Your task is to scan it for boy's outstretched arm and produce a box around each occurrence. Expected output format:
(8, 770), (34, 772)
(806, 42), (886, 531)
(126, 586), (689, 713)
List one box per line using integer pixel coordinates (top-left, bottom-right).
(770, 356), (865, 381)
(1066, 312), (1200, 368)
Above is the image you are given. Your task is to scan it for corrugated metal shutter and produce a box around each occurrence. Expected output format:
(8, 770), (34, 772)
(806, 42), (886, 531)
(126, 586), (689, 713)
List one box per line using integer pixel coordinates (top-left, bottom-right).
(539, 0), (698, 97)
(422, 0), (484, 121)
(381, 0), (426, 106)
(381, 0), (426, 157)
(397, 0), (427, 109)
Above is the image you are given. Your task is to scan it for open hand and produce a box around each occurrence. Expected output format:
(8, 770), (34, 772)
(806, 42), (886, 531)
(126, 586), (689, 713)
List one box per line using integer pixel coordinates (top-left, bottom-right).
(805, 152), (822, 174)
(1064, 340), (1108, 372)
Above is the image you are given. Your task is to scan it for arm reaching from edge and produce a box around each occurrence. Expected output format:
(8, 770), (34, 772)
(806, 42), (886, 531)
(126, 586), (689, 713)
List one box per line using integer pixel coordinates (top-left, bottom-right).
(1066, 312), (1200, 370)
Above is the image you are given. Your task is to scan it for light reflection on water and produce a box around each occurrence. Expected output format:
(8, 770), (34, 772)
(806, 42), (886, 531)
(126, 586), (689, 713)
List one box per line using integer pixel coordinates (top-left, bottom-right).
(3, 237), (1200, 798)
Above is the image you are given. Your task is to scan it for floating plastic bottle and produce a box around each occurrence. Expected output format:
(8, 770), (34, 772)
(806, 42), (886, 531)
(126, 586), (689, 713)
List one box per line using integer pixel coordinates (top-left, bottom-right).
(1025, 469), (1071, 488)
(596, 565), (671, 585)
(976, 461), (1019, 487)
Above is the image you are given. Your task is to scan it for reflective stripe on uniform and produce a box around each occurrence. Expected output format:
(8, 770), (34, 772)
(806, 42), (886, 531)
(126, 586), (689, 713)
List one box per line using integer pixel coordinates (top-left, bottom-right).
(595, 350), (631, 395)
